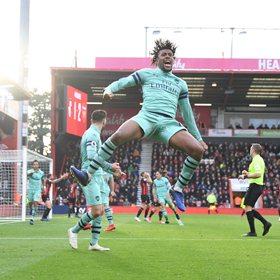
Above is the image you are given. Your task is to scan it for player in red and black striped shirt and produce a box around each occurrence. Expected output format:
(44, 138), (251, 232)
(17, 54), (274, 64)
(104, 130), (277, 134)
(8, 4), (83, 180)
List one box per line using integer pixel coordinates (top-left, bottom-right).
(67, 181), (81, 218)
(134, 172), (152, 222)
(41, 172), (69, 221)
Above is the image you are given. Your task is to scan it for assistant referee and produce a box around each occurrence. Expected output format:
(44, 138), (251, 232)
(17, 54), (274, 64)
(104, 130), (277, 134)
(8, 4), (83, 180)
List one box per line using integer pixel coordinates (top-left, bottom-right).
(238, 143), (272, 237)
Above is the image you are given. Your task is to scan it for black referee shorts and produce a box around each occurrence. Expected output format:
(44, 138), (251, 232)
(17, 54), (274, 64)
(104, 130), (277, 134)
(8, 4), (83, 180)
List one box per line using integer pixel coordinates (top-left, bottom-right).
(244, 183), (263, 207)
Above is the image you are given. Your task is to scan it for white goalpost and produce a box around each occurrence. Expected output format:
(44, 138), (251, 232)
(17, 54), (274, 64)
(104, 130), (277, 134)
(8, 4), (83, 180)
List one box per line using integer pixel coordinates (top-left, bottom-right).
(0, 149), (53, 221)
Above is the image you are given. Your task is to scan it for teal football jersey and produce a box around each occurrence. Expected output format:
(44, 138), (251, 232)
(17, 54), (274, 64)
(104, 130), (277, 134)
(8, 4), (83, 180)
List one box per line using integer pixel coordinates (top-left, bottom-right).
(153, 177), (171, 197)
(104, 67), (202, 141)
(80, 124), (103, 175)
(27, 169), (45, 190)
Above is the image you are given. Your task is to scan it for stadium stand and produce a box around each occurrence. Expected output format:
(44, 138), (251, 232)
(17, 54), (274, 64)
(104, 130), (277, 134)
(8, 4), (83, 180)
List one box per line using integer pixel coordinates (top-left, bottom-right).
(54, 137), (280, 209)
(152, 141), (280, 208)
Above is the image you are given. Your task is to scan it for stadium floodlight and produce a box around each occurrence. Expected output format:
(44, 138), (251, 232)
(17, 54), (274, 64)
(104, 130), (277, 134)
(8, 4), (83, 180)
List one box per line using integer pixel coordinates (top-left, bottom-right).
(249, 104), (267, 107)
(194, 103), (212, 106)
(87, 102), (102, 105)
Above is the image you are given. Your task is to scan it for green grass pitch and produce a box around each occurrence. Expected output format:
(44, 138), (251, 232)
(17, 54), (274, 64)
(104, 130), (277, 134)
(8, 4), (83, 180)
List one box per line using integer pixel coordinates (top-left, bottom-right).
(0, 214), (279, 280)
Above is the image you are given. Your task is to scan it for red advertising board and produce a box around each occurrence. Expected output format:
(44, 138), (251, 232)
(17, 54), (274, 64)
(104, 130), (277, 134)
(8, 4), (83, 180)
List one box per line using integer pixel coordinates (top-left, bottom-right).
(66, 86), (88, 137)
(87, 107), (139, 137)
(176, 106), (211, 129)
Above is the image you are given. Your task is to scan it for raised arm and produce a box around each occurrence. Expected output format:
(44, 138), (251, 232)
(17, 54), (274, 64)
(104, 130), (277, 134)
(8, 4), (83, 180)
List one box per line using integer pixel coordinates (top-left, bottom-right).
(103, 69), (146, 99)
(49, 173), (69, 184)
(144, 172), (153, 184)
(27, 168), (34, 177)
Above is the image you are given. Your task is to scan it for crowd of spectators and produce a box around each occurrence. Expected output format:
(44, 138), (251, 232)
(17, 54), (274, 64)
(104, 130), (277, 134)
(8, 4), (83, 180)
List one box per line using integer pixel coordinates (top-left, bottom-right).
(152, 141), (280, 208)
(54, 137), (279, 209)
(228, 123), (280, 129)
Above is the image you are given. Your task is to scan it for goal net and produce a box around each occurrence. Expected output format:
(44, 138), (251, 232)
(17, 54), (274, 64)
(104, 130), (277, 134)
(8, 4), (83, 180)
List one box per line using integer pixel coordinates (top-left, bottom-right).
(0, 149), (52, 221)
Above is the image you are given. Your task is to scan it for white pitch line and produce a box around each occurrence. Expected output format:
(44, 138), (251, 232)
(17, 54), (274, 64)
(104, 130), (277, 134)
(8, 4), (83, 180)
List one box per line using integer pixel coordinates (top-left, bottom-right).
(0, 237), (279, 242)
(0, 221), (22, 225)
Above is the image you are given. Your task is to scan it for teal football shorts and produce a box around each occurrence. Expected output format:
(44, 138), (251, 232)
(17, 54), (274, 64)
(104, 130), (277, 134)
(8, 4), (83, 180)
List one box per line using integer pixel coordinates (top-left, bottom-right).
(28, 189), (41, 202)
(82, 175), (103, 206)
(131, 110), (186, 145)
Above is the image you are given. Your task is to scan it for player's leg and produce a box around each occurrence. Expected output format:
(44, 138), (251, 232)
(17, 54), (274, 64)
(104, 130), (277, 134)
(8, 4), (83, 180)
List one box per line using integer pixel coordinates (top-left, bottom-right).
(169, 130), (204, 211)
(41, 198), (52, 221)
(250, 185), (271, 236)
(67, 201), (74, 218)
(144, 198), (151, 221)
(144, 205), (150, 220)
(28, 191), (35, 224)
(88, 119), (143, 173)
(29, 201), (35, 225)
(28, 193), (33, 220)
(68, 178), (102, 249)
(158, 210), (164, 223)
(160, 203), (169, 224)
(29, 190), (41, 224)
(88, 204), (109, 250)
(71, 119), (143, 186)
(135, 200), (145, 222)
(83, 205), (93, 230)
(103, 192), (115, 232)
(168, 199), (183, 225)
(242, 184), (272, 237)
(243, 186), (257, 236)
(169, 130), (204, 186)
(148, 204), (158, 220)
(153, 120), (204, 211)
(243, 205), (256, 236)
(74, 202), (80, 218)
(248, 185), (271, 236)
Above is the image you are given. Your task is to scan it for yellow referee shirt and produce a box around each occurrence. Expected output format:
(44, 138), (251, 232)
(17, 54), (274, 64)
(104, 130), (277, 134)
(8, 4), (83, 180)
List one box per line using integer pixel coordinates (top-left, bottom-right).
(248, 154), (265, 185)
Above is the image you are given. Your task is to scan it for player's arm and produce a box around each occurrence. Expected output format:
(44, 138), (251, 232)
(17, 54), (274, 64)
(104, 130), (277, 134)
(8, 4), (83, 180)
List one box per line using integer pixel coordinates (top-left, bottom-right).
(27, 169), (34, 177)
(178, 85), (207, 150)
(108, 175), (116, 196)
(144, 172), (153, 184)
(178, 93), (202, 141)
(41, 175), (46, 191)
(166, 179), (172, 191)
(49, 173), (69, 184)
(152, 184), (158, 202)
(103, 69), (146, 99)
(239, 169), (261, 179)
(179, 96), (208, 150)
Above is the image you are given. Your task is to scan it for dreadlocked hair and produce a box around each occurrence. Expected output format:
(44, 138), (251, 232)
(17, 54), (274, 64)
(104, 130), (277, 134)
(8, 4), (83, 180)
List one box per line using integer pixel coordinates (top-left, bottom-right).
(150, 39), (177, 65)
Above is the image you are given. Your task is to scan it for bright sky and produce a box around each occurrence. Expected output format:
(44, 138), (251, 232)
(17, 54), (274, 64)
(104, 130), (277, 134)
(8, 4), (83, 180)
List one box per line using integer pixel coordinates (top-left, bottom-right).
(0, 0), (280, 92)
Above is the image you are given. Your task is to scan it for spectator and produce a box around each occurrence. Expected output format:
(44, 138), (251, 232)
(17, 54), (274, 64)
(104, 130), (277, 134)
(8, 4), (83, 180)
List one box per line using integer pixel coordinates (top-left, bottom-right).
(248, 124), (255, 129)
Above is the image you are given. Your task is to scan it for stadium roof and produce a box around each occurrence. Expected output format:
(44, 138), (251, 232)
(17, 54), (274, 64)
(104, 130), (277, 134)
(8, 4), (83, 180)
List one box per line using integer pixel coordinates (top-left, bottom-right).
(0, 75), (32, 100)
(51, 58), (280, 109)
